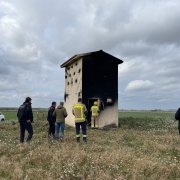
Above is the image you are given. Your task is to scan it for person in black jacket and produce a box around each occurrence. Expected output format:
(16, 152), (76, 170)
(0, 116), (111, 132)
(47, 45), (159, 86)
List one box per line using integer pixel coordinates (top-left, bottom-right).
(17, 97), (33, 143)
(175, 107), (180, 134)
(47, 101), (56, 139)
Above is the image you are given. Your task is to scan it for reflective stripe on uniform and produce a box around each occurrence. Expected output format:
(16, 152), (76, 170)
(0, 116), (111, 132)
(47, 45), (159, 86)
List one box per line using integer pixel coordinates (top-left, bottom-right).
(82, 135), (87, 137)
(76, 134), (80, 138)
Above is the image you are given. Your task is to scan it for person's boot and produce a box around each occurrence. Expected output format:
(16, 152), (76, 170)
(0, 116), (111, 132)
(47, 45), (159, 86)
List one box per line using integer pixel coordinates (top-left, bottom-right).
(76, 137), (80, 143)
(48, 133), (51, 139)
(95, 124), (99, 128)
(60, 136), (64, 142)
(91, 122), (94, 128)
(83, 137), (87, 143)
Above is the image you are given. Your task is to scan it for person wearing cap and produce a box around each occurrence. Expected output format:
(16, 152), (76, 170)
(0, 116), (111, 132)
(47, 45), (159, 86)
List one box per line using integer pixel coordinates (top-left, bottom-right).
(90, 101), (100, 128)
(47, 101), (56, 139)
(53, 102), (67, 141)
(72, 98), (88, 142)
(17, 97), (33, 143)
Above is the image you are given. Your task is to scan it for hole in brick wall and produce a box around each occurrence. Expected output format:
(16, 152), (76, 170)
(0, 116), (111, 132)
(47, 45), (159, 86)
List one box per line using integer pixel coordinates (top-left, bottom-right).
(71, 78), (73, 84)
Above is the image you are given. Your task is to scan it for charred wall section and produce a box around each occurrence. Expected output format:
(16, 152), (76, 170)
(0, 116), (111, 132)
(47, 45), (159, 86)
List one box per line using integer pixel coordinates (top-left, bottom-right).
(82, 53), (119, 127)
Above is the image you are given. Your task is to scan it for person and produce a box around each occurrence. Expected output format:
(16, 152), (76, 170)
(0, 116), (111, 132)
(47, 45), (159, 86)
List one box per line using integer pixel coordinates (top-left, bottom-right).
(91, 101), (100, 128)
(175, 107), (180, 135)
(47, 101), (56, 139)
(72, 98), (87, 142)
(17, 97), (33, 143)
(53, 102), (67, 141)
(98, 99), (104, 111)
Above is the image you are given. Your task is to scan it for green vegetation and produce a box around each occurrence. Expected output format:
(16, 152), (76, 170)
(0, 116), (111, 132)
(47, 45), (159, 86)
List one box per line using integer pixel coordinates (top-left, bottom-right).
(0, 110), (180, 179)
(1, 110), (17, 121)
(0, 110), (47, 122)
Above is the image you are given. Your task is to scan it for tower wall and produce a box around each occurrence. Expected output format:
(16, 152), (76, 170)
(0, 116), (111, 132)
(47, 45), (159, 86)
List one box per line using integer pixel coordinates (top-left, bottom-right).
(64, 58), (83, 126)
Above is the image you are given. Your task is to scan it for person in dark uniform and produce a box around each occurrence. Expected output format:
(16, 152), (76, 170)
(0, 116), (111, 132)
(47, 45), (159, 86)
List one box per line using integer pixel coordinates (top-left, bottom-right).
(72, 98), (87, 142)
(47, 101), (56, 139)
(175, 107), (180, 135)
(17, 97), (33, 143)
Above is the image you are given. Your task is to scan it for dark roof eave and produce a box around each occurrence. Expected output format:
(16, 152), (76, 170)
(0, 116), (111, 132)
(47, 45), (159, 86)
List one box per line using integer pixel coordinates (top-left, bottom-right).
(60, 55), (78, 68)
(60, 50), (123, 68)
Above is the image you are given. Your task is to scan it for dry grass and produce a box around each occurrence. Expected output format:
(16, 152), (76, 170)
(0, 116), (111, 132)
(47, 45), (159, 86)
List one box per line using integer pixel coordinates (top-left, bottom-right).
(0, 111), (180, 179)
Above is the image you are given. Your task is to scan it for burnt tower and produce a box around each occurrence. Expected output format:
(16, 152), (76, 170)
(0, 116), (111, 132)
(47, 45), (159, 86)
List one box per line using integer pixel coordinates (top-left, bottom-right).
(60, 50), (123, 128)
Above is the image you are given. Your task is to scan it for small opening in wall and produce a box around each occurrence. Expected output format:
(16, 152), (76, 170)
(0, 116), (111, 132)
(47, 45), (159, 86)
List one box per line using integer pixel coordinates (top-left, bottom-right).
(75, 79), (78, 83)
(64, 93), (69, 101)
(74, 72), (76, 75)
(71, 65), (73, 68)
(78, 69), (81, 73)
(67, 82), (69, 85)
(65, 75), (67, 79)
(67, 67), (70, 70)
(69, 74), (71, 77)
(75, 62), (78, 66)
(71, 78), (73, 84)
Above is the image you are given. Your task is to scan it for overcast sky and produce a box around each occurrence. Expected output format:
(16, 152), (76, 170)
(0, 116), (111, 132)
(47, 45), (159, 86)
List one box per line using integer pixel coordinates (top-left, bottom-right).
(0, 0), (180, 110)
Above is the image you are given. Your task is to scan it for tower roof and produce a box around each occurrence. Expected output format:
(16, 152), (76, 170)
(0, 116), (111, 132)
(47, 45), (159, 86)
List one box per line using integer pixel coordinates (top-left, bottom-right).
(60, 50), (123, 68)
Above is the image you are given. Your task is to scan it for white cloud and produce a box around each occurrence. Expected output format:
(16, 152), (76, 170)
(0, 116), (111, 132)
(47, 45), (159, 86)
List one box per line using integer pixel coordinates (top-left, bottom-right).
(0, 0), (180, 109)
(126, 80), (154, 92)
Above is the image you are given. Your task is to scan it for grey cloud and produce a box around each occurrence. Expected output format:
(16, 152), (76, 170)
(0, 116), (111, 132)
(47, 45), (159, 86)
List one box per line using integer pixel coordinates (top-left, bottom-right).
(0, 0), (180, 109)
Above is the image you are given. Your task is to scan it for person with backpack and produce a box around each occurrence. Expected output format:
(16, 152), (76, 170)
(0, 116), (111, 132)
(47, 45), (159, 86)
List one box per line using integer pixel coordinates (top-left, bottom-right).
(175, 107), (180, 135)
(47, 101), (56, 139)
(53, 102), (67, 141)
(17, 97), (33, 143)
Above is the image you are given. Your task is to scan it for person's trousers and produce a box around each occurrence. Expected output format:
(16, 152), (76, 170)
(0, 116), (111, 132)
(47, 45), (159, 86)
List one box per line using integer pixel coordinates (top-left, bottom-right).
(48, 121), (55, 137)
(91, 116), (99, 128)
(75, 121), (87, 142)
(19, 121), (33, 143)
(55, 122), (65, 140)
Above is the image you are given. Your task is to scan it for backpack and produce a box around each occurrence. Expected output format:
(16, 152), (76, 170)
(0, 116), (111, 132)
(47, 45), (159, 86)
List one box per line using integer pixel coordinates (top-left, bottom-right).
(175, 108), (180, 120)
(17, 104), (27, 121)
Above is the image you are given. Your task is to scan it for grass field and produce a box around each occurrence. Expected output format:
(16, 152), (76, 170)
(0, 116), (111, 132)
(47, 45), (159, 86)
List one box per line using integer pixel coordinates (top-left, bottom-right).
(0, 110), (180, 179)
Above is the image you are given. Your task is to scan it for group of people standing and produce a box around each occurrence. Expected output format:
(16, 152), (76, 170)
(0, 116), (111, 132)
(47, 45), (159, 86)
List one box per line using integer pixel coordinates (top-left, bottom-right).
(16, 97), (180, 144)
(47, 101), (67, 141)
(17, 97), (101, 144)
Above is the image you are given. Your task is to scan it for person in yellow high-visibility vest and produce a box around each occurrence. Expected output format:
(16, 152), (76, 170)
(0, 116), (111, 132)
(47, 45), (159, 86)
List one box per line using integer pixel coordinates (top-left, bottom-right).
(72, 98), (87, 142)
(91, 101), (100, 128)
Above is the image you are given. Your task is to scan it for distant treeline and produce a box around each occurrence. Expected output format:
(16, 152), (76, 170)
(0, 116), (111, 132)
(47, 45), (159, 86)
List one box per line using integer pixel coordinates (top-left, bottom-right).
(0, 107), (176, 112)
(0, 107), (48, 112)
(119, 109), (176, 112)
